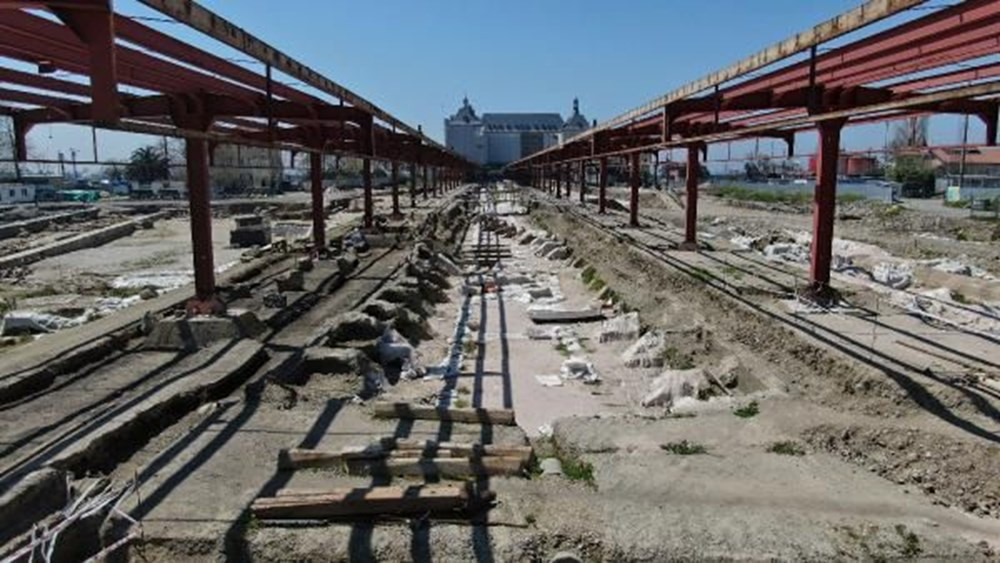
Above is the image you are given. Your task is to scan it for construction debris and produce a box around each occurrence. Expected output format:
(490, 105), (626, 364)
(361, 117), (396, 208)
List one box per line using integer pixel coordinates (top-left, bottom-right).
(598, 311), (641, 342)
(641, 368), (709, 408)
(621, 330), (668, 368)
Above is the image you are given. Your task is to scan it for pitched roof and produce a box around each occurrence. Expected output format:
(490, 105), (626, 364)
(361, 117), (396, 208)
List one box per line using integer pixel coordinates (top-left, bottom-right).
(482, 113), (564, 132)
(928, 147), (1000, 165)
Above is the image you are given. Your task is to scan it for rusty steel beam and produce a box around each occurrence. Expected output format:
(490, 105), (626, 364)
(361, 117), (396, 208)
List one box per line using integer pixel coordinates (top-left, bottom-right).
(0, 6), (470, 169)
(14, 92), (370, 127)
(516, 80), (1000, 167)
(0, 11), (265, 100)
(675, 80), (1000, 148)
(682, 0), (999, 114)
(49, 0), (118, 123)
(511, 0), (924, 168)
(615, 0), (926, 122)
(655, 1), (1000, 130)
(0, 67), (91, 98)
(136, 0), (455, 156)
(113, 14), (323, 106)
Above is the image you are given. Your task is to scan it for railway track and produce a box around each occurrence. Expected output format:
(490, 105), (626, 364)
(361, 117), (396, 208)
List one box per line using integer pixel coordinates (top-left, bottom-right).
(0, 195), (464, 497)
(541, 195), (1000, 409)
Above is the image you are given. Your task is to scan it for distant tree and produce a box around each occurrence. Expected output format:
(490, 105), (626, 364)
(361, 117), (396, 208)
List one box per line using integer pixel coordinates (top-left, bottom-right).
(0, 117), (26, 181)
(744, 152), (776, 180)
(886, 154), (935, 196)
(890, 117), (929, 149)
(125, 145), (169, 184)
(103, 164), (124, 182)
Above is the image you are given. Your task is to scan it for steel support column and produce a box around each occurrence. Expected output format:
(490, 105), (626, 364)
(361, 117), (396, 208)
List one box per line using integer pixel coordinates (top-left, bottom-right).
(563, 162), (573, 199)
(598, 157), (608, 214)
(579, 160), (586, 203)
(309, 151), (325, 251)
(363, 157), (373, 228)
(185, 136), (223, 314)
(409, 162), (417, 208)
(682, 145), (700, 249)
(809, 119), (845, 297)
(422, 165), (429, 199)
(629, 152), (640, 227)
(555, 164), (562, 199)
(390, 161), (400, 217)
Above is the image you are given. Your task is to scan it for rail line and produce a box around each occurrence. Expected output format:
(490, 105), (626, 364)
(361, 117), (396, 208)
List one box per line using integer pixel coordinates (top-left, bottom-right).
(542, 196), (1000, 411)
(0, 195), (464, 494)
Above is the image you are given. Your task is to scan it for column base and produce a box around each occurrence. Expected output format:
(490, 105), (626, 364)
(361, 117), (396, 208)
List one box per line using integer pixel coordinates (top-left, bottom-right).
(800, 282), (840, 306)
(185, 295), (226, 316)
(677, 241), (699, 251)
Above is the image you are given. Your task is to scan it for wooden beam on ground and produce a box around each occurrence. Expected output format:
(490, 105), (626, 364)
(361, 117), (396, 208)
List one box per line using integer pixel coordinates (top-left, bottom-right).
(373, 402), (516, 425)
(251, 484), (481, 519)
(279, 442), (533, 470)
(374, 456), (527, 479)
(389, 439), (532, 461)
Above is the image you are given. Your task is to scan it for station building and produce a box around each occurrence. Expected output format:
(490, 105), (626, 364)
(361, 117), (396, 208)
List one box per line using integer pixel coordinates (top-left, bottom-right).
(445, 97), (591, 166)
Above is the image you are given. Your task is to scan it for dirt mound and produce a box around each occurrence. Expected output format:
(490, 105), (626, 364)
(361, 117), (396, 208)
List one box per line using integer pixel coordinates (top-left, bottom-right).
(804, 424), (1000, 518)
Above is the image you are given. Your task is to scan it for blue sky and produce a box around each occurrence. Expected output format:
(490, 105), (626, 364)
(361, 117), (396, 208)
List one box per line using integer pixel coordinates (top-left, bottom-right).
(20, 0), (985, 172)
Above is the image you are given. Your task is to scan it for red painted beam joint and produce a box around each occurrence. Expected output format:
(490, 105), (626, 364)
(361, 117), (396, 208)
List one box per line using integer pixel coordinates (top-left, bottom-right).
(50, 1), (119, 124)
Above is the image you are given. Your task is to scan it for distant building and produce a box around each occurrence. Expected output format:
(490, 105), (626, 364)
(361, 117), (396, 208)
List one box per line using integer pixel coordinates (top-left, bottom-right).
(445, 97), (591, 166)
(0, 183), (35, 204)
(807, 154), (880, 177)
(212, 145), (283, 193)
(924, 146), (1000, 177)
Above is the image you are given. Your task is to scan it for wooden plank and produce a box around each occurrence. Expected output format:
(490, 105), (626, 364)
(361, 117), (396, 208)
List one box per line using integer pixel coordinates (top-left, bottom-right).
(507, 0), (925, 167)
(373, 402), (516, 425)
(389, 439), (533, 461)
(281, 452), (527, 478)
(251, 484), (471, 519)
(278, 447), (450, 470)
(528, 308), (606, 324)
(279, 442), (533, 470)
(375, 456), (526, 479)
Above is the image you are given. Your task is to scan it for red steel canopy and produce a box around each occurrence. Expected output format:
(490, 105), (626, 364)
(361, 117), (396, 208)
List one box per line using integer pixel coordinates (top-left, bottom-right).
(511, 0), (999, 165)
(510, 0), (1000, 299)
(0, 0), (472, 314)
(0, 0), (470, 170)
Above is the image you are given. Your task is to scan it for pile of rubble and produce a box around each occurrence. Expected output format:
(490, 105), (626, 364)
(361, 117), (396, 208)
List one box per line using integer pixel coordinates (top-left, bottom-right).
(317, 242), (456, 398)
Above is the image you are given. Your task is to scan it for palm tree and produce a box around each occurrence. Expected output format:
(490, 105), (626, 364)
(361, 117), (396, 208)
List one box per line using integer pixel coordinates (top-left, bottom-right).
(125, 145), (169, 184)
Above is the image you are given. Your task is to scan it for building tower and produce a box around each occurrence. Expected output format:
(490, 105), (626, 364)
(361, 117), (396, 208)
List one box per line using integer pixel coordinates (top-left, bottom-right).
(444, 96), (487, 165)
